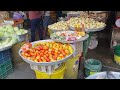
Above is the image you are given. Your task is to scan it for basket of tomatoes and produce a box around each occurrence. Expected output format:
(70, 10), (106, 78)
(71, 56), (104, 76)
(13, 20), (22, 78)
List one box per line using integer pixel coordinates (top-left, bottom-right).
(18, 39), (75, 74)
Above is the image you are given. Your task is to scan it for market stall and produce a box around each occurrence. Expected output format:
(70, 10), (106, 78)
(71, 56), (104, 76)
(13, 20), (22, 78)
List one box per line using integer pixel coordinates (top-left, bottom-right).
(0, 11), (111, 79)
(47, 11), (107, 78)
(19, 40), (75, 79)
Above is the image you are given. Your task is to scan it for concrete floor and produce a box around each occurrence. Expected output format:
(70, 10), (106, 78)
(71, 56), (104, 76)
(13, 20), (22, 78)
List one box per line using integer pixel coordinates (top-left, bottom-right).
(6, 34), (120, 79)
(6, 62), (36, 79)
(86, 38), (120, 72)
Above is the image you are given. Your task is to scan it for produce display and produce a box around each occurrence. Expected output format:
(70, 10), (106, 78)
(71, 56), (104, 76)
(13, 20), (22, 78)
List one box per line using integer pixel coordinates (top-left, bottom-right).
(50, 31), (89, 44)
(67, 17), (106, 30)
(20, 41), (74, 63)
(0, 25), (28, 50)
(48, 16), (106, 32)
(51, 31), (86, 41)
(48, 21), (69, 30)
(0, 25), (27, 36)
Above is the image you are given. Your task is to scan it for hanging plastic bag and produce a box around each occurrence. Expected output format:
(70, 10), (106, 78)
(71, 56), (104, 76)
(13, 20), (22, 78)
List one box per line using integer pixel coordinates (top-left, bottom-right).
(89, 36), (98, 50)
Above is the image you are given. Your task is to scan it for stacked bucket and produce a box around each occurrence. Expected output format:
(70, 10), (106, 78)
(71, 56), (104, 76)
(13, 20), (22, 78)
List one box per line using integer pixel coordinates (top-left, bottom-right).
(19, 40), (73, 79)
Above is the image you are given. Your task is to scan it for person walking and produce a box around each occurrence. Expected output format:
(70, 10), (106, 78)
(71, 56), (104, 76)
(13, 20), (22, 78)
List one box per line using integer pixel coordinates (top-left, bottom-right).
(29, 11), (44, 42)
(43, 11), (50, 38)
(43, 11), (57, 38)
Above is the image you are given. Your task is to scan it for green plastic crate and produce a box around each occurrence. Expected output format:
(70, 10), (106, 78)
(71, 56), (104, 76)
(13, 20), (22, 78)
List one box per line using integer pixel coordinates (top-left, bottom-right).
(0, 59), (13, 79)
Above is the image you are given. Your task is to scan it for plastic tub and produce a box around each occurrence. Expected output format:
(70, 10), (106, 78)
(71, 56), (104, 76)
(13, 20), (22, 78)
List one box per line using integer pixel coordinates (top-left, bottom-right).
(84, 59), (102, 76)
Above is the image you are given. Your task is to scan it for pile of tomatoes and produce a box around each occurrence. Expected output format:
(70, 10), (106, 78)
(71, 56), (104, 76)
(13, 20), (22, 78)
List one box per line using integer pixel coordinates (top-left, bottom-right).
(20, 41), (73, 62)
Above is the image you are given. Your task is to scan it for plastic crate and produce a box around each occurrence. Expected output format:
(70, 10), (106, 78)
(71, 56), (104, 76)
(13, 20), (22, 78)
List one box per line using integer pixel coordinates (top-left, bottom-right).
(0, 49), (11, 60)
(0, 56), (12, 65)
(0, 59), (13, 79)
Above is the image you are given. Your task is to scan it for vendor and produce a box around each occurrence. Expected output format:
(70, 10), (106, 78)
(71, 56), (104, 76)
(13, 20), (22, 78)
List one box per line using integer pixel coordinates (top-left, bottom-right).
(43, 11), (57, 38)
(43, 11), (50, 38)
(29, 11), (44, 42)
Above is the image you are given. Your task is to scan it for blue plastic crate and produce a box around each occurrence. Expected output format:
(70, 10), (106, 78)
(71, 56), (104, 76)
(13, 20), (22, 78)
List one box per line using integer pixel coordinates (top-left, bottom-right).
(0, 49), (11, 60)
(0, 59), (13, 79)
(0, 56), (11, 65)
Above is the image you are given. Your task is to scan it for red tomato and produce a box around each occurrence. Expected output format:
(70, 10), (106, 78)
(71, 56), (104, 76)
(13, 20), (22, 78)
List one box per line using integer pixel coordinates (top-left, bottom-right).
(30, 53), (34, 56)
(41, 50), (45, 53)
(27, 54), (31, 57)
(46, 58), (50, 62)
(21, 42), (32, 51)
(51, 51), (55, 55)
(59, 54), (64, 57)
(43, 46), (49, 50)
(65, 50), (70, 54)
(36, 56), (40, 60)
(45, 54), (49, 57)
(41, 57), (45, 60)
(61, 51), (66, 56)
(34, 59), (39, 62)
(40, 53), (44, 57)
(53, 56), (57, 60)
(48, 51), (52, 54)
(48, 49), (52, 52)
(38, 59), (43, 62)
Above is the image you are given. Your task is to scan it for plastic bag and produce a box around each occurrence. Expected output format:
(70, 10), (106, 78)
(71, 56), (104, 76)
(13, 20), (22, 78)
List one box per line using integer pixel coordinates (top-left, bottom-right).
(89, 36), (98, 50)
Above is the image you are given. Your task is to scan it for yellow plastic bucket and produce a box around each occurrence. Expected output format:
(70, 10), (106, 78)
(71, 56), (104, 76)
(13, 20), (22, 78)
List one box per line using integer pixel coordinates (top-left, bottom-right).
(114, 54), (120, 63)
(64, 55), (80, 79)
(34, 63), (66, 79)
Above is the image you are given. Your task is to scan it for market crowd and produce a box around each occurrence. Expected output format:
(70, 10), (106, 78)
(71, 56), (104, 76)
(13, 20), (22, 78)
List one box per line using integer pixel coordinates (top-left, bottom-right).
(10, 11), (63, 42)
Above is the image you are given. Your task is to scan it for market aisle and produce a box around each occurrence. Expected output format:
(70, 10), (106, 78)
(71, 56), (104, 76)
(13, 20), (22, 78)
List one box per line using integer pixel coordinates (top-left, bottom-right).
(6, 62), (36, 79)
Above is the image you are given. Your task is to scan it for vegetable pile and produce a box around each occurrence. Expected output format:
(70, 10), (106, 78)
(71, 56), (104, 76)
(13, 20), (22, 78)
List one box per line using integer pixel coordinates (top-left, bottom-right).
(0, 25), (28, 49)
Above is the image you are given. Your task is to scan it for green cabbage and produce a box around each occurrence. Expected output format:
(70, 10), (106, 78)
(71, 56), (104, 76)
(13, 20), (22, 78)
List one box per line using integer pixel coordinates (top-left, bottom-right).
(0, 32), (4, 38)
(14, 27), (19, 31)
(16, 30), (22, 35)
(0, 26), (4, 31)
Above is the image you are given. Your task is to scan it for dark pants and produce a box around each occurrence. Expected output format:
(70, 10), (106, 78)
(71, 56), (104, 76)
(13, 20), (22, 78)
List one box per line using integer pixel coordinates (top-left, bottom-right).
(30, 18), (43, 42)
